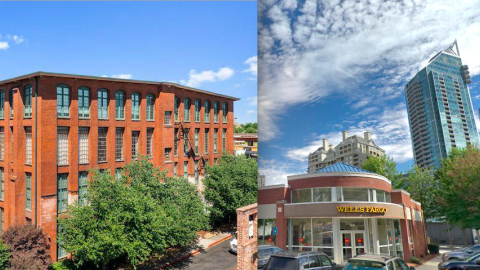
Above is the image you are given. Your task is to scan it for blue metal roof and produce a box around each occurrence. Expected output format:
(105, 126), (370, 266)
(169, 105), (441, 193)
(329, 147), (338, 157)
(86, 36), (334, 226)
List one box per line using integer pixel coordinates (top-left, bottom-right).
(316, 163), (373, 173)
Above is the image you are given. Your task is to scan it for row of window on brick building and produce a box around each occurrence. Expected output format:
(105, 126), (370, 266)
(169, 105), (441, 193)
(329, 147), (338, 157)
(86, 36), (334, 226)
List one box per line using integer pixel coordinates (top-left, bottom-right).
(0, 85), (229, 123)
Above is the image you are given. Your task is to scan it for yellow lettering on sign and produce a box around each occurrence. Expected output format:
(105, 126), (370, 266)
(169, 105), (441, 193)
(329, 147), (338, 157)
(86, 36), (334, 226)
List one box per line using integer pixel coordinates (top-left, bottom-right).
(337, 206), (387, 214)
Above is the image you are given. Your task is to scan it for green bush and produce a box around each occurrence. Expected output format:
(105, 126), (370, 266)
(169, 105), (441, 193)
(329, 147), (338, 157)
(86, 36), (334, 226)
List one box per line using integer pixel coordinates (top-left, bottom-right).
(410, 257), (421, 264)
(50, 260), (75, 270)
(0, 241), (10, 270)
(428, 243), (440, 254)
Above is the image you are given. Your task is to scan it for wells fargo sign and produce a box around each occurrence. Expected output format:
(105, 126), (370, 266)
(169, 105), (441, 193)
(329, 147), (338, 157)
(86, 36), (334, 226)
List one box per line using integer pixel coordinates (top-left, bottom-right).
(337, 206), (387, 214)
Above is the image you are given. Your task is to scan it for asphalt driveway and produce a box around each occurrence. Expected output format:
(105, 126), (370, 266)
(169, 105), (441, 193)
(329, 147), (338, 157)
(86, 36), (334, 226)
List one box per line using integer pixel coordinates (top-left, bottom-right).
(165, 240), (237, 270)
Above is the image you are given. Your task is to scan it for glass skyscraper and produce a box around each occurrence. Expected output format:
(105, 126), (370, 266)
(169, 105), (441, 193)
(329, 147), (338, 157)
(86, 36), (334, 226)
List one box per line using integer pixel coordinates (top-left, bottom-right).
(405, 41), (478, 168)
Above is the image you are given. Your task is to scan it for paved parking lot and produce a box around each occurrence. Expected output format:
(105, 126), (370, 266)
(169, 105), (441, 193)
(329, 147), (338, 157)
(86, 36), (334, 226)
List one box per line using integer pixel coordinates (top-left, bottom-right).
(166, 240), (237, 270)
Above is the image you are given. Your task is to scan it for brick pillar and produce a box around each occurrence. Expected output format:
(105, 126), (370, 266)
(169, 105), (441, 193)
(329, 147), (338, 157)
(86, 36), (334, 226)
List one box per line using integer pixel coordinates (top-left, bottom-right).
(237, 203), (258, 270)
(276, 200), (287, 250)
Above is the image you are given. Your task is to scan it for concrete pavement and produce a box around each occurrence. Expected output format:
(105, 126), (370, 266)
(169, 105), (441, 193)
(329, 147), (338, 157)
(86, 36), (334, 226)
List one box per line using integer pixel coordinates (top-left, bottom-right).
(165, 240), (237, 270)
(414, 249), (453, 270)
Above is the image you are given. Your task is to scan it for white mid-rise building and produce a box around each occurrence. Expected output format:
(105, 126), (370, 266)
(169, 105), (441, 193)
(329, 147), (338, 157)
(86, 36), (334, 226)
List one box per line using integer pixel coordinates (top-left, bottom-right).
(307, 131), (386, 173)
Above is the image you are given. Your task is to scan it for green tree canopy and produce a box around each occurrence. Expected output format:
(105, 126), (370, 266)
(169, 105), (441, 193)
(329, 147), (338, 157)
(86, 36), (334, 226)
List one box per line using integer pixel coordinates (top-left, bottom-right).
(436, 145), (480, 230)
(57, 158), (208, 269)
(405, 165), (440, 220)
(235, 122), (257, 134)
(361, 155), (404, 188)
(203, 154), (258, 226)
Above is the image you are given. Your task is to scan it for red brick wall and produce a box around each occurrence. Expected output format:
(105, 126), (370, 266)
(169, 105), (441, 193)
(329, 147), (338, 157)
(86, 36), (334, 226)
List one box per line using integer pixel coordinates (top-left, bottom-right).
(258, 187), (288, 204)
(289, 175), (391, 193)
(0, 75), (236, 261)
(237, 204), (258, 270)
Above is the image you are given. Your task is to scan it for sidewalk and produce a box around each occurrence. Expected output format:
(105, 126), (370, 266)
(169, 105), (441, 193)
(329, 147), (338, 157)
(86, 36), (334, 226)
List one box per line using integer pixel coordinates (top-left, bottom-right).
(413, 254), (442, 270)
(193, 232), (233, 255)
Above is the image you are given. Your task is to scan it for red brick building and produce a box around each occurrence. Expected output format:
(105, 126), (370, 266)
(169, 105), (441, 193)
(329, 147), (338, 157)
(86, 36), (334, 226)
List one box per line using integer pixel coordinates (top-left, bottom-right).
(0, 72), (238, 260)
(258, 163), (428, 264)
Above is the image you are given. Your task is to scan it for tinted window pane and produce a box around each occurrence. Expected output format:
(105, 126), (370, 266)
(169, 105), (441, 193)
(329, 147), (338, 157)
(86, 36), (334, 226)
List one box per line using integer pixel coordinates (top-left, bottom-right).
(343, 188), (368, 201)
(320, 255), (332, 266)
(266, 257), (297, 270)
(292, 189), (312, 203)
(313, 187), (331, 202)
(313, 218), (333, 247)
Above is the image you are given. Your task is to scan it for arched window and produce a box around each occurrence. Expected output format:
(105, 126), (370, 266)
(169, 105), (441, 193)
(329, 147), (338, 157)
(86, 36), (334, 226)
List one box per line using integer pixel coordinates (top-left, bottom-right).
(213, 101), (219, 123)
(98, 89), (109, 119)
(146, 94), (155, 121)
(184, 98), (190, 122)
(131, 93), (140, 120)
(0, 90), (5, 119)
(204, 100), (211, 123)
(57, 84), (70, 118)
(23, 85), (32, 118)
(9, 89), (13, 119)
(194, 100), (201, 122)
(78, 87), (90, 119)
(222, 102), (228, 123)
(174, 97), (180, 122)
(115, 91), (125, 120)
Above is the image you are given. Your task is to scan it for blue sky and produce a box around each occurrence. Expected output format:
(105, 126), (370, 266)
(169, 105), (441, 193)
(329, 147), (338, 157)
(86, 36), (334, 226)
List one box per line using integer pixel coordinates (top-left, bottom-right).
(0, 1), (257, 124)
(258, 0), (480, 185)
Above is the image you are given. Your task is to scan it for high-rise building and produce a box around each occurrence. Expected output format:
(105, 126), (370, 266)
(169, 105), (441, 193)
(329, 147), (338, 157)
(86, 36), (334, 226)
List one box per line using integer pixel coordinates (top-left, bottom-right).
(307, 131), (385, 173)
(0, 72), (237, 261)
(405, 41), (478, 168)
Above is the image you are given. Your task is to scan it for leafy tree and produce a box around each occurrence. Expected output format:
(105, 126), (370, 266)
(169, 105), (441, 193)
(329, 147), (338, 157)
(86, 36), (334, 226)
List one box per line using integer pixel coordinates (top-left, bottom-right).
(1, 225), (52, 270)
(0, 241), (9, 270)
(361, 155), (404, 188)
(435, 146), (480, 232)
(235, 122), (257, 134)
(405, 165), (440, 220)
(204, 153), (258, 226)
(57, 158), (208, 269)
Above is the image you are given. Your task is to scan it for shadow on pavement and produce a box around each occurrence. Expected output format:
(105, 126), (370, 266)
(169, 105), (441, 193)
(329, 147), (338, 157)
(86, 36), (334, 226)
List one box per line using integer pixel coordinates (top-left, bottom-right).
(135, 241), (204, 270)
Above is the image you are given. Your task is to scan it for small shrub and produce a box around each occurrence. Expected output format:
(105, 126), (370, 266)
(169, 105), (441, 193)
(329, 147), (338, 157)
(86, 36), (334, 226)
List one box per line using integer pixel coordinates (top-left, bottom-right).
(0, 241), (10, 270)
(1, 225), (52, 270)
(50, 260), (77, 270)
(428, 243), (440, 254)
(410, 257), (421, 264)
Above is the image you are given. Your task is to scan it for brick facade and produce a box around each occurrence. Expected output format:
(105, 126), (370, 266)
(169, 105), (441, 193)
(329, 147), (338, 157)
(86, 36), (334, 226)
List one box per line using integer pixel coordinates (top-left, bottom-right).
(237, 203), (258, 270)
(0, 72), (238, 261)
(258, 172), (428, 263)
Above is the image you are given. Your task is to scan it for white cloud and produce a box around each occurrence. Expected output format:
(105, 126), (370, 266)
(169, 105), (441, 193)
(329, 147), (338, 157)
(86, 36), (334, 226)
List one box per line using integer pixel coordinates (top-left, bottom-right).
(111, 74), (133, 79)
(284, 103), (413, 164)
(242, 56), (258, 76)
(259, 0), (480, 142)
(247, 110), (256, 115)
(12, 35), (24, 44)
(180, 67), (234, 87)
(0, 42), (8, 50)
(259, 158), (305, 185)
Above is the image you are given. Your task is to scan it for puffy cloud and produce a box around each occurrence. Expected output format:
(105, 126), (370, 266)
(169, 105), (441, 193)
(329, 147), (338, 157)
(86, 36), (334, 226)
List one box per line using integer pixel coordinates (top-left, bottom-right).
(111, 74), (133, 79)
(180, 67), (234, 87)
(0, 42), (8, 50)
(259, 0), (480, 142)
(284, 103), (413, 163)
(243, 56), (258, 76)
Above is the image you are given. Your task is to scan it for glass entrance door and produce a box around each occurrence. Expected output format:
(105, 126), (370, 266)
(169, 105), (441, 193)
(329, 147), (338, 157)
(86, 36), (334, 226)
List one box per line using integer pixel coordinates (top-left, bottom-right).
(341, 231), (366, 263)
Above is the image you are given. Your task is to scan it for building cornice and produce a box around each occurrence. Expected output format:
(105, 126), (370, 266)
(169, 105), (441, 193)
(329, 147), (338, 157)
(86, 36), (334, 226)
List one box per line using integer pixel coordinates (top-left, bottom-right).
(258, 184), (289, 190)
(0, 71), (240, 101)
(287, 171), (391, 185)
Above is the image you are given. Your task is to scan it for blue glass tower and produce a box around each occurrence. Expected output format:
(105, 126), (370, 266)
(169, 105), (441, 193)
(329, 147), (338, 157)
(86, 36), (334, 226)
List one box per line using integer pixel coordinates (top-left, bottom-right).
(405, 41), (479, 168)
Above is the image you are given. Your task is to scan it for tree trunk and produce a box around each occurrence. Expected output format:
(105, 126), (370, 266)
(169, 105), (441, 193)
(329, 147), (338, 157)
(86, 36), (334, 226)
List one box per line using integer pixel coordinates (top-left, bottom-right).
(476, 229), (479, 243)
(463, 229), (469, 247)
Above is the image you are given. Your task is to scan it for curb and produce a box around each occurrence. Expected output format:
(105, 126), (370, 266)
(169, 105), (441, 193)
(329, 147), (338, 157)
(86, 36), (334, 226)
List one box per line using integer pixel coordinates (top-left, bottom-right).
(161, 234), (233, 269)
(207, 234), (233, 249)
